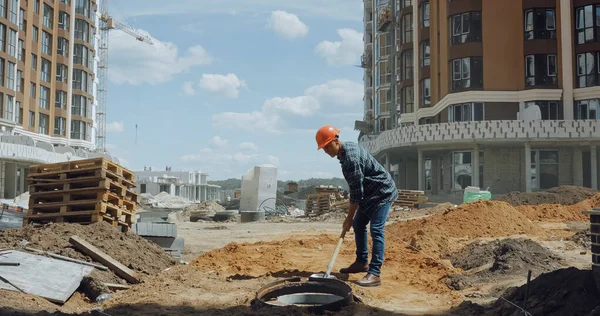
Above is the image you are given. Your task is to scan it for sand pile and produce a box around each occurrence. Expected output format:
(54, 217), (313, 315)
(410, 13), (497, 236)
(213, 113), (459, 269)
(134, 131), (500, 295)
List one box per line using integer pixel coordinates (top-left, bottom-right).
(172, 200), (225, 222)
(386, 200), (543, 254)
(443, 239), (563, 290)
(496, 185), (597, 206)
(515, 193), (600, 222)
(0, 222), (178, 288)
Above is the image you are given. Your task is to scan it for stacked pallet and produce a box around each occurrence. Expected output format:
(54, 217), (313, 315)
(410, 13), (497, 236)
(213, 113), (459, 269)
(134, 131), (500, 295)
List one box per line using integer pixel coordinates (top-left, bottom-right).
(305, 193), (333, 216)
(394, 190), (428, 210)
(24, 158), (138, 232)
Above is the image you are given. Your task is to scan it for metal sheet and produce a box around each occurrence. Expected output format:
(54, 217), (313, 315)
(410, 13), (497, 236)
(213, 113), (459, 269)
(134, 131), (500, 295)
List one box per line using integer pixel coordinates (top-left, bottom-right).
(0, 250), (94, 303)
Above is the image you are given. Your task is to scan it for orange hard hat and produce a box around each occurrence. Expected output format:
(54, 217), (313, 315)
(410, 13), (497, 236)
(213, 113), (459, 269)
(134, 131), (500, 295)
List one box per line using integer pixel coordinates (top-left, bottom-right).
(316, 125), (341, 150)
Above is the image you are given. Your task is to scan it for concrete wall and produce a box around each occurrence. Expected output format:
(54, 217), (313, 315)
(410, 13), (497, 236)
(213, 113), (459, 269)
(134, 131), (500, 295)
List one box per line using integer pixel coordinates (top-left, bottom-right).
(483, 148), (524, 194)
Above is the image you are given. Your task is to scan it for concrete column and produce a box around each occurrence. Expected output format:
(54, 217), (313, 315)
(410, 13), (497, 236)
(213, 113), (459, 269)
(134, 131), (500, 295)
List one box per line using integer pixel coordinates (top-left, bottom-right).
(592, 146), (598, 190)
(560, 0), (574, 120)
(3, 162), (17, 199)
(473, 146), (480, 188)
(573, 149), (583, 186)
(385, 153), (390, 173)
(525, 143), (532, 192)
(417, 150), (423, 191)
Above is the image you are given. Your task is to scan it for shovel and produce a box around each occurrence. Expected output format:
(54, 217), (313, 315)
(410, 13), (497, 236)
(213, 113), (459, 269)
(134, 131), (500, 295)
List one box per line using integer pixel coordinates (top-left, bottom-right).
(310, 228), (348, 280)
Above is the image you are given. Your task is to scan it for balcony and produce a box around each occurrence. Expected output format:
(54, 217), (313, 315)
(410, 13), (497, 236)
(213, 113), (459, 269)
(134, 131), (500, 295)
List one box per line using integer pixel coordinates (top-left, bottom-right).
(377, 7), (392, 32)
(361, 53), (372, 68)
(359, 120), (600, 155)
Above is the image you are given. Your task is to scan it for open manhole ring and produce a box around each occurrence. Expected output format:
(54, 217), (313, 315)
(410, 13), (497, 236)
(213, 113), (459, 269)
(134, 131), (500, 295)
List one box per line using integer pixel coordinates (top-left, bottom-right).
(252, 276), (354, 312)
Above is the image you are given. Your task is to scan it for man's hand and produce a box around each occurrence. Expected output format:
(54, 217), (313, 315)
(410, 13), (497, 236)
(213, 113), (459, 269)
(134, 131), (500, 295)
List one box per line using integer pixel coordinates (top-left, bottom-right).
(343, 215), (353, 232)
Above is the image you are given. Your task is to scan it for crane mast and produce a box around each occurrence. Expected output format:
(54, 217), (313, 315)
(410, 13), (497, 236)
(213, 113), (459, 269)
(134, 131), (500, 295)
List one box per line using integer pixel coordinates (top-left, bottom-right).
(96, 0), (153, 153)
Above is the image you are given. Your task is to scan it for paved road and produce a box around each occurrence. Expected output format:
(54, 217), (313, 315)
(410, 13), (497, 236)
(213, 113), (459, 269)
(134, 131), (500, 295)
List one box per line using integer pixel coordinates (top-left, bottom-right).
(0, 210), (23, 230)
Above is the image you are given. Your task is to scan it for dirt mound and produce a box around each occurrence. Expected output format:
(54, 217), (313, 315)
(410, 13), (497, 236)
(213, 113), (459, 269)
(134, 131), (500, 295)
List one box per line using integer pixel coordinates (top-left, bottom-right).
(495, 185), (597, 206)
(568, 230), (592, 249)
(386, 200), (543, 254)
(443, 239), (563, 290)
(0, 222), (178, 286)
(515, 193), (600, 222)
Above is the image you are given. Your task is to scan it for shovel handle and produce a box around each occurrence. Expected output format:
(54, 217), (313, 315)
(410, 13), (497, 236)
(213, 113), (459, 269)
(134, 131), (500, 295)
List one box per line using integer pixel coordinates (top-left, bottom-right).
(324, 228), (347, 277)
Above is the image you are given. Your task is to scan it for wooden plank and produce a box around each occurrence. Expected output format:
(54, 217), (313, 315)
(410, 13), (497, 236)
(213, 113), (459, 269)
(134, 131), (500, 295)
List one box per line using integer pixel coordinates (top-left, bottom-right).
(103, 283), (131, 290)
(0, 250), (94, 303)
(69, 235), (139, 284)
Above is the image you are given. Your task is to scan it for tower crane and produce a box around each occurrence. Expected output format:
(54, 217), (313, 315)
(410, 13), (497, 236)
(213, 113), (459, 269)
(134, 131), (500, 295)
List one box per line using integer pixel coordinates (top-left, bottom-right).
(96, 0), (153, 153)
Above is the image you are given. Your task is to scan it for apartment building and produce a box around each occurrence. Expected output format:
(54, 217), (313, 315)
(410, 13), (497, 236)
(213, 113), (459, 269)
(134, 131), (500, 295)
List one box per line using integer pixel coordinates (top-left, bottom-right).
(358, 0), (600, 195)
(0, 0), (102, 199)
(135, 168), (222, 202)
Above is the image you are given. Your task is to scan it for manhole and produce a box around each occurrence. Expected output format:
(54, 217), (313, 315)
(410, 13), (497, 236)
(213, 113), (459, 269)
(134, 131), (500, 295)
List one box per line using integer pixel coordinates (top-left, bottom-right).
(252, 276), (354, 312)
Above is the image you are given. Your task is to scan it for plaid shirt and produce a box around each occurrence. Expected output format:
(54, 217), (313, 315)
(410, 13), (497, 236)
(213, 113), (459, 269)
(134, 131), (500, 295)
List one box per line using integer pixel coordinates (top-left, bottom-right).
(338, 141), (398, 217)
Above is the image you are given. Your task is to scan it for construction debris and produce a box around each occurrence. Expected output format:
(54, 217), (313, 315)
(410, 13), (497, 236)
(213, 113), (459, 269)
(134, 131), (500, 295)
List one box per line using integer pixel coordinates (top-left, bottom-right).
(495, 185), (597, 206)
(140, 192), (193, 209)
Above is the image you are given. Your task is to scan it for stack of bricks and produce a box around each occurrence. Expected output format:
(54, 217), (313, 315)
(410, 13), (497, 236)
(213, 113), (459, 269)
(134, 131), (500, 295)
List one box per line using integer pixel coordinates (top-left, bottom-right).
(24, 158), (138, 232)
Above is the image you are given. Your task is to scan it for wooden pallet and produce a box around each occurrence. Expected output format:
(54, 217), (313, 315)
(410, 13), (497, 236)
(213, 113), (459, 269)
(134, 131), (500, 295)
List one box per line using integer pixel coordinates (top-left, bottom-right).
(306, 193), (333, 216)
(23, 211), (133, 232)
(394, 190), (428, 209)
(29, 158), (135, 183)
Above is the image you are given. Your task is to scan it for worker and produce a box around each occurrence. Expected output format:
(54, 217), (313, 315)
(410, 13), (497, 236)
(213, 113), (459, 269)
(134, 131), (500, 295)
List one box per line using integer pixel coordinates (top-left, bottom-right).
(315, 125), (398, 287)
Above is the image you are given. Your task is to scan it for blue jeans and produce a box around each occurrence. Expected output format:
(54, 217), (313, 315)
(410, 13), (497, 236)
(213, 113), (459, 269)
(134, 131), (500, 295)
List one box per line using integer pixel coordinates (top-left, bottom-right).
(353, 202), (391, 276)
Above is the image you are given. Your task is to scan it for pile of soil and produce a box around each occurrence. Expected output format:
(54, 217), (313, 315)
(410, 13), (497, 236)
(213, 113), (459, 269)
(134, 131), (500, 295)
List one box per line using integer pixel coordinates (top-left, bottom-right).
(386, 200), (543, 254)
(449, 268), (600, 316)
(495, 186), (597, 206)
(568, 230), (592, 249)
(516, 193), (600, 222)
(443, 239), (563, 290)
(175, 200), (225, 221)
(388, 202), (455, 222)
(0, 222), (178, 293)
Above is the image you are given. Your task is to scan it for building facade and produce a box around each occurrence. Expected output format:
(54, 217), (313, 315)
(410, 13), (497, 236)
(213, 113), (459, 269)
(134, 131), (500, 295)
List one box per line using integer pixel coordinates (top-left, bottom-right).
(134, 168), (221, 202)
(0, 0), (102, 199)
(359, 0), (600, 195)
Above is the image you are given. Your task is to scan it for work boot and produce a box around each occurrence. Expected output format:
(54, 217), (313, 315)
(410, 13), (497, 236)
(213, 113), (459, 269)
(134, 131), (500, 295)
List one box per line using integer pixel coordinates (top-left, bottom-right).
(339, 262), (368, 274)
(356, 273), (381, 287)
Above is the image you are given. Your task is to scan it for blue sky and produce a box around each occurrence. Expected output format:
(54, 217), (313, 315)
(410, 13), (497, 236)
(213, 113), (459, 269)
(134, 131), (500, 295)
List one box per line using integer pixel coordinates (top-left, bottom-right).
(103, 0), (364, 181)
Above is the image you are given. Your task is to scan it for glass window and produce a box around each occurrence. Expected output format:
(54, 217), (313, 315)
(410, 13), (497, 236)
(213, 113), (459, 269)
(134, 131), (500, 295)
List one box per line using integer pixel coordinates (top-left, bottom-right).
(420, 1), (430, 28)
(421, 78), (430, 106)
(420, 40), (430, 67)
(524, 9), (556, 40)
(400, 86), (414, 113)
(451, 12), (482, 45)
(448, 103), (485, 122)
(530, 150), (559, 190)
(401, 50), (413, 81)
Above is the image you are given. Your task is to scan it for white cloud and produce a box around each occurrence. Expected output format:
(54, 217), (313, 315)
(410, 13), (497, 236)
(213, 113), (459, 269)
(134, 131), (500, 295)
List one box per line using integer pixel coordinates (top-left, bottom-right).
(212, 96), (319, 133)
(239, 142), (258, 151)
(181, 81), (196, 96)
(109, 29), (213, 85)
(180, 148), (278, 171)
(198, 73), (246, 98)
(315, 29), (363, 66)
(266, 10), (309, 39)
(106, 121), (124, 133)
(210, 136), (229, 148)
(305, 79), (364, 107)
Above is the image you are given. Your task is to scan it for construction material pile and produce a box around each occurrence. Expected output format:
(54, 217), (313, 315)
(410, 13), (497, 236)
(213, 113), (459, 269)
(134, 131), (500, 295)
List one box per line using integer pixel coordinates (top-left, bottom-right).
(25, 158), (137, 232)
(174, 200), (225, 222)
(495, 185), (597, 206)
(0, 221), (178, 300)
(140, 192), (193, 209)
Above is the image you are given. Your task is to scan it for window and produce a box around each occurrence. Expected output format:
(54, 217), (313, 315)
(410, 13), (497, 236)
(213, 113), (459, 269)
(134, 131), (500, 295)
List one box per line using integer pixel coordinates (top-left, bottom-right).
(0, 58), (4, 87)
(72, 69), (88, 91)
(0, 0), (5, 18)
(400, 0), (412, 9)
(74, 44), (88, 66)
(400, 86), (414, 113)
(31, 53), (36, 70)
(575, 5), (600, 44)
(525, 101), (560, 120)
(5, 61), (13, 89)
(448, 102), (485, 122)
(524, 9), (556, 40)
(28, 110), (34, 127)
(41, 31), (51, 55)
(420, 40), (430, 67)
(17, 39), (23, 61)
(60, 0), (71, 5)
(378, 89), (392, 113)
(30, 82), (35, 98)
(56, 64), (67, 82)
(72, 94), (86, 116)
(424, 158), (432, 192)
(530, 150), (559, 190)
(59, 11), (70, 30)
(55, 90), (67, 109)
(38, 113), (49, 135)
(16, 69), (21, 93)
(76, 0), (90, 17)
(43, 3), (53, 29)
(402, 14), (413, 44)
(525, 54), (558, 87)
(452, 151), (484, 190)
(420, 1), (430, 28)
(19, 8), (24, 31)
(57, 37), (68, 56)
(4, 94), (12, 121)
(15, 101), (21, 124)
(577, 99), (600, 119)
(378, 60), (392, 86)
(74, 19), (89, 41)
(54, 117), (66, 136)
(39, 85), (49, 109)
(71, 119), (85, 139)
(7, 28), (15, 56)
(421, 78), (431, 106)
(378, 32), (392, 58)
(401, 50), (413, 81)
(9, 0), (16, 24)
(576, 52), (600, 88)
(32, 26), (38, 42)
(40, 58), (50, 82)
(0, 23), (5, 52)
(451, 57), (483, 91)
(451, 12), (482, 45)
(88, 73), (93, 94)
(34, 0), (39, 14)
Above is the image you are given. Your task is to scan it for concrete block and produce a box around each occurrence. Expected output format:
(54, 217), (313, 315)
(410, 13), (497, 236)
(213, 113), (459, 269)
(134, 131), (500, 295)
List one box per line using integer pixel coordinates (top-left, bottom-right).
(132, 222), (177, 237)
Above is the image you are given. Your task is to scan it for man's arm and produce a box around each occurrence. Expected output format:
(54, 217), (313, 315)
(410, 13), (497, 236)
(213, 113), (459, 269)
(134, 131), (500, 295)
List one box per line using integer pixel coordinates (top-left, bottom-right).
(346, 161), (365, 204)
